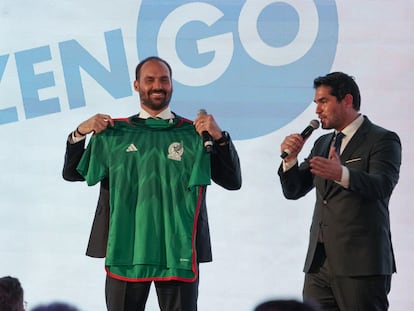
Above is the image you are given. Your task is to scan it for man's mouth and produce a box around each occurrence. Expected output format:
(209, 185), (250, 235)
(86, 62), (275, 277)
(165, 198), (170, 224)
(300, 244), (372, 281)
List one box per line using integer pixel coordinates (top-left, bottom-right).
(150, 90), (166, 97)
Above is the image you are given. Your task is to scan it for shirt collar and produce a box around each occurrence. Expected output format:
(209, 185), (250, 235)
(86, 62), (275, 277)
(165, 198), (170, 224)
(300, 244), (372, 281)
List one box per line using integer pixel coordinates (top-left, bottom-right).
(339, 114), (364, 139)
(139, 107), (174, 120)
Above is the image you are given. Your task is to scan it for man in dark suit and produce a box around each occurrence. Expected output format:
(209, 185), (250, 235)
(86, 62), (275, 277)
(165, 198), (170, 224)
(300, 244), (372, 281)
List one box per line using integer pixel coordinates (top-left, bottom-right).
(62, 56), (242, 311)
(278, 72), (401, 310)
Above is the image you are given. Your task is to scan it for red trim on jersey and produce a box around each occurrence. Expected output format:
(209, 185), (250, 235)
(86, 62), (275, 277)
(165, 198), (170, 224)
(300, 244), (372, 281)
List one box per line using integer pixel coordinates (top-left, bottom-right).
(113, 117), (130, 122)
(115, 115), (194, 129)
(191, 186), (204, 278)
(105, 267), (198, 283)
(179, 117), (194, 124)
(104, 185), (204, 283)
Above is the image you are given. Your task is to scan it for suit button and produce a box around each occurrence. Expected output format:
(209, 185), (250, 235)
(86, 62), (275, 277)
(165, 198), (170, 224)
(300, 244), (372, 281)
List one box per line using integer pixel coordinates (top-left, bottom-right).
(323, 200), (328, 205)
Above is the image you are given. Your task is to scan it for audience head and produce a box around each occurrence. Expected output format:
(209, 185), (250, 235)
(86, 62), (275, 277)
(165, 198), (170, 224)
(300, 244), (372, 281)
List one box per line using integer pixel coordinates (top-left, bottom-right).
(0, 276), (25, 311)
(254, 299), (320, 311)
(30, 302), (80, 311)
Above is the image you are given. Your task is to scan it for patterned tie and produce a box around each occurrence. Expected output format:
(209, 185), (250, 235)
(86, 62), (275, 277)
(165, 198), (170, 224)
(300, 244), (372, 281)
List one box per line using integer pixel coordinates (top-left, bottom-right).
(333, 132), (345, 155)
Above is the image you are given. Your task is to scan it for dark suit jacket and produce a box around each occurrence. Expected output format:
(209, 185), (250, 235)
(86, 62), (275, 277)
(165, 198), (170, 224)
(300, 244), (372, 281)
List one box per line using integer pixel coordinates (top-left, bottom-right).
(62, 115), (242, 262)
(279, 116), (401, 276)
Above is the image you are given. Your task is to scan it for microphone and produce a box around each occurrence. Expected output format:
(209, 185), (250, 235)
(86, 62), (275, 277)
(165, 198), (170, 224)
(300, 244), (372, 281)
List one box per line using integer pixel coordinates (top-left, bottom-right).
(198, 109), (213, 153)
(280, 119), (320, 159)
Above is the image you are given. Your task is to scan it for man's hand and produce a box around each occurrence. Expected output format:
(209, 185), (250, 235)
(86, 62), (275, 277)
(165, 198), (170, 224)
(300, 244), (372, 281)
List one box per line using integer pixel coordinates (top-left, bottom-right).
(309, 146), (343, 181)
(75, 114), (114, 137)
(280, 134), (305, 162)
(193, 113), (222, 140)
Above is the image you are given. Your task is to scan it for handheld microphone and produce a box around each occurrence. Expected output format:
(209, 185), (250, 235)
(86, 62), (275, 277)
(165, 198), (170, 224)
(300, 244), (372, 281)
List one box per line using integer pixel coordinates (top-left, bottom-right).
(280, 119), (320, 159)
(198, 109), (213, 153)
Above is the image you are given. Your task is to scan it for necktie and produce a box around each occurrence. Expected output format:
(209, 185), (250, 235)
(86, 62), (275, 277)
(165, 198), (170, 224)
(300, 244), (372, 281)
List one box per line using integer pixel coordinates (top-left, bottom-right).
(333, 132), (345, 155)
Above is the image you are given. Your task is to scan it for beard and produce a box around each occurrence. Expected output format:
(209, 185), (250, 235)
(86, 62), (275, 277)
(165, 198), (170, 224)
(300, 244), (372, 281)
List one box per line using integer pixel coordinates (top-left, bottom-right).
(140, 89), (171, 112)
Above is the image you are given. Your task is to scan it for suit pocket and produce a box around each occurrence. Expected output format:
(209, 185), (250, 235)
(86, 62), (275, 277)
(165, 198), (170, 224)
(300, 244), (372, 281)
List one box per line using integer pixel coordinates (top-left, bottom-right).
(344, 157), (365, 170)
(345, 157), (362, 164)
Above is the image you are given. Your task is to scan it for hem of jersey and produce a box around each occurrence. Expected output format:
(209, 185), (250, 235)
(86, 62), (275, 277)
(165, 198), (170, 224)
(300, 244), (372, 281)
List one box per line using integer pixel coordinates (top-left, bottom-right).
(105, 266), (198, 283)
(104, 185), (205, 284)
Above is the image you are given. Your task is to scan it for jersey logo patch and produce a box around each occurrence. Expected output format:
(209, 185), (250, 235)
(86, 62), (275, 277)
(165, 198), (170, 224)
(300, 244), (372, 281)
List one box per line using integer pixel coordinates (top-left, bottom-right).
(126, 143), (138, 152)
(168, 142), (184, 161)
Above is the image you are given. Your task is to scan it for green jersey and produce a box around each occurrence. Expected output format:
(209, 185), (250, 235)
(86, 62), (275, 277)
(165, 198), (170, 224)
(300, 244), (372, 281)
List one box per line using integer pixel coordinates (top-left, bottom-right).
(77, 117), (211, 282)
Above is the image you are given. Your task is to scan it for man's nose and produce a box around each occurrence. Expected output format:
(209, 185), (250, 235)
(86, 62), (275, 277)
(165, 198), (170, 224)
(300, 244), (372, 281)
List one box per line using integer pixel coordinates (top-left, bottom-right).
(315, 102), (322, 114)
(153, 79), (162, 89)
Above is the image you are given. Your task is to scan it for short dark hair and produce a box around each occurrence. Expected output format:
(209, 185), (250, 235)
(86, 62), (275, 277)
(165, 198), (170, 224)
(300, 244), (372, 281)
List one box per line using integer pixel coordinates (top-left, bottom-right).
(135, 56), (172, 81)
(313, 72), (361, 111)
(0, 276), (24, 311)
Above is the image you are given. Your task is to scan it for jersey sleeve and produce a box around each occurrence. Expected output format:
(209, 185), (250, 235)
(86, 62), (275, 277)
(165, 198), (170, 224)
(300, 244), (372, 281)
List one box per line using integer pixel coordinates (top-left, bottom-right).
(188, 142), (211, 188)
(76, 134), (109, 186)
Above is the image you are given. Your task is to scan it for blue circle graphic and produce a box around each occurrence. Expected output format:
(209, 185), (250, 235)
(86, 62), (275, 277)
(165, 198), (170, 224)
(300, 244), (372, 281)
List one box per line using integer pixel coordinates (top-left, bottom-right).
(137, 1), (338, 140)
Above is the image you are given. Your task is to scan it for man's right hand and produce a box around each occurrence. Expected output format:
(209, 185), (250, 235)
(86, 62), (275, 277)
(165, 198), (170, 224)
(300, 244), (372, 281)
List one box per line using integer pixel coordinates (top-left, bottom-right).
(75, 114), (114, 137)
(280, 133), (305, 161)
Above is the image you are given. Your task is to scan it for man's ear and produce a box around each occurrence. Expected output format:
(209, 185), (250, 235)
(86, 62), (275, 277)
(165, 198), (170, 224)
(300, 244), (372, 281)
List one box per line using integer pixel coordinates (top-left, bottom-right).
(344, 93), (353, 107)
(133, 80), (139, 91)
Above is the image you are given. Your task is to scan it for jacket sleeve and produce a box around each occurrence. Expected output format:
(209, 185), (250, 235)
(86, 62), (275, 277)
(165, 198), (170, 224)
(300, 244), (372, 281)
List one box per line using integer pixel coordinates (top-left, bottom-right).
(62, 134), (86, 181)
(348, 130), (401, 200)
(278, 160), (314, 200)
(210, 137), (242, 190)
(278, 134), (329, 200)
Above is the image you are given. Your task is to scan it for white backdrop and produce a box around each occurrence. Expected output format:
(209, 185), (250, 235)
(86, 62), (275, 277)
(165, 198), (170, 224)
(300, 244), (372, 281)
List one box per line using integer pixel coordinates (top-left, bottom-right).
(1, 1), (413, 310)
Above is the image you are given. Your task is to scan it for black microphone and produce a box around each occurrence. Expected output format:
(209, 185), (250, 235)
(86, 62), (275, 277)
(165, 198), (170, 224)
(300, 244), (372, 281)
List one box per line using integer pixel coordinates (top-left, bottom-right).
(280, 119), (320, 159)
(198, 109), (213, 153)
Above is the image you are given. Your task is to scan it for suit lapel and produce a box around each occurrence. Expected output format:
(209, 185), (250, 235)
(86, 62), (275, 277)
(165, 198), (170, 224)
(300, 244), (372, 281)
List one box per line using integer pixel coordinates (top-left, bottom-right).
(315, 132), (335, 195)
(340, 117), (371, 161)
(321, 132), (335, 158)
(324, 117), (371, 196)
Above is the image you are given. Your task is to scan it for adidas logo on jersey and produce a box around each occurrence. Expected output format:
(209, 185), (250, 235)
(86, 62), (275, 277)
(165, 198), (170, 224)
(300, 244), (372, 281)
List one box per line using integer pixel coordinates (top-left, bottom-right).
(126, 144), (138, 152)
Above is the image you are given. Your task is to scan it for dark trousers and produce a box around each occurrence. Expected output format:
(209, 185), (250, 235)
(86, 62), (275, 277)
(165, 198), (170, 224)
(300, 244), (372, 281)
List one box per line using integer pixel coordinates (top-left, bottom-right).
(105, 275), (199, 311)
(303, 243), (391, 311)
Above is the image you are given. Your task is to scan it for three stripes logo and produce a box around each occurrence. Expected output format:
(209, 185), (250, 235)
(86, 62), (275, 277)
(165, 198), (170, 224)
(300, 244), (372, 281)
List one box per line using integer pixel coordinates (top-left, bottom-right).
(126, 143), (138, 152)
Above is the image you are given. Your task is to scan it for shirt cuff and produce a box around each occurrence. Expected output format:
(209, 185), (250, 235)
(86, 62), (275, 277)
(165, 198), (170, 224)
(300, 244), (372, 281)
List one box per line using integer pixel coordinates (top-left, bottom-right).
(335, 165), (350, 188)
(282, 158), (298, 172)
(69, 131), (86, 144)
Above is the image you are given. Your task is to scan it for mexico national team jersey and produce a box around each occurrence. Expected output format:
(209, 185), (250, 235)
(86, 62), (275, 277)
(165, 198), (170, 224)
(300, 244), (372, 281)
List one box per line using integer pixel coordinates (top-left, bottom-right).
(77, 117), (211, 282)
